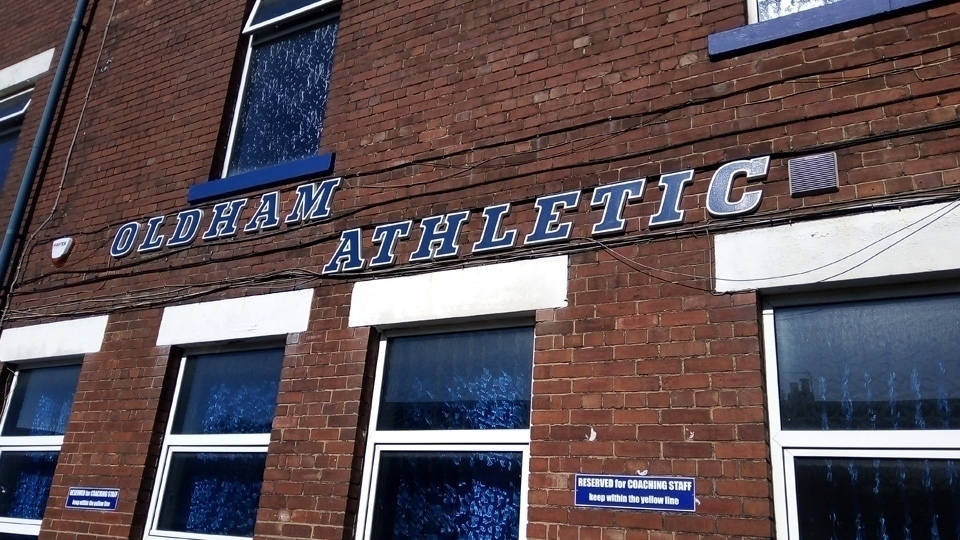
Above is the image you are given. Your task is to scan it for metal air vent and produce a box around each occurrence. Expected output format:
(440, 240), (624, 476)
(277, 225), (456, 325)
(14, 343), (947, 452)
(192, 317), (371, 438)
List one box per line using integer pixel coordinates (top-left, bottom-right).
(788, 152), (839, 197)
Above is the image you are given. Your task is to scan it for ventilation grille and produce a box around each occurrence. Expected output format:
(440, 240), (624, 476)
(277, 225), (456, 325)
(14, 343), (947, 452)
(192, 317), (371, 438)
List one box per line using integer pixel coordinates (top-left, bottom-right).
(788, 152), (839, 197)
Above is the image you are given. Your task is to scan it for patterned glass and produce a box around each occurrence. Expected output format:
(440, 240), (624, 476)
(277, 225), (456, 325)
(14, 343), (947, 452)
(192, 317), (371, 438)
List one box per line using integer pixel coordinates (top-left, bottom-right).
(228, 19), (338, 176)
(795, 457), (960, 539)
(756, 0), (845, 21)
(0, 129), (18, 188)
(2, 364), (81, 437)
(157, 452), (267, 537)
(378, 327), (534, 431)
(370, 451), (523, 540)
(775, 294), (960, 430)
(249, 0), (321, 27)
(0, 451), (58, 520)
(171, 349), (284, 435)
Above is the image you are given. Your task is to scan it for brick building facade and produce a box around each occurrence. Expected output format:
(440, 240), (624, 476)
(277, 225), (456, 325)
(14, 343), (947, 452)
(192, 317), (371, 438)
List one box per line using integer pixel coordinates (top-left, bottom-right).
(0, 0), (959, 539)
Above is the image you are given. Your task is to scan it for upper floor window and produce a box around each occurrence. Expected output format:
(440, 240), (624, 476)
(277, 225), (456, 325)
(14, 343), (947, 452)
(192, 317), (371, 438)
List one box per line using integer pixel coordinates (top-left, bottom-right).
(0, 362), (82, 540)
(222, 0), (339, 177)
(0, 89), (32, 189)
(752, 0), (843, 22)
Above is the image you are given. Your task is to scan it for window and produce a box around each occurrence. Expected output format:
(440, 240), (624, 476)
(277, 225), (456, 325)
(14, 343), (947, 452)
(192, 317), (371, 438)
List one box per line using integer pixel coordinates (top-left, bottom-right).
(0, 89), (31, 189)
(0, 362), (82, 539)
(764, 291), (960, 539)
(145, 348), (285, 540)
(222, 0), (339, 178)
(708, 0), (934, 58)
(356, 324), (534, 540)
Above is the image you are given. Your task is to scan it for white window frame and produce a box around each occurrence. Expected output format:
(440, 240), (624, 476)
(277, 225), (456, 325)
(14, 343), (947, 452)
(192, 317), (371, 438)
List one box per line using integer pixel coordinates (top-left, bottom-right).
(0, 87), (31, 125)
(0, 358), (82, 538)
(354, 321), (534, 540)
(143, 345), (284, 540)
(763, 283), (960, 540)
(220, 0), (339, 178)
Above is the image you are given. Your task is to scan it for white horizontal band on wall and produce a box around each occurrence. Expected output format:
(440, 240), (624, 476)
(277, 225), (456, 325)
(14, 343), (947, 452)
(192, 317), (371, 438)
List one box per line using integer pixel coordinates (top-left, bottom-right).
(0, 315), (109, 363)
(714, 201), (960, 292)
(0, 48), (55, 93)
(349, 256), (569, 327)
(157, 289), (314, 346)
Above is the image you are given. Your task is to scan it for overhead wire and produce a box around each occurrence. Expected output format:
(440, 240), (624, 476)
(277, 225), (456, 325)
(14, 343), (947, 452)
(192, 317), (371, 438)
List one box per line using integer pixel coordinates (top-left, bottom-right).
(5, 35), (960, 316)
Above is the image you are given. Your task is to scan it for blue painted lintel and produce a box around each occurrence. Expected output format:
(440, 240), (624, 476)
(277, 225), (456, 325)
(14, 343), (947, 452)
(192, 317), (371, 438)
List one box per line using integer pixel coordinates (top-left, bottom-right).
(187, 153), (335, 204)
(708, 0), (935, 58)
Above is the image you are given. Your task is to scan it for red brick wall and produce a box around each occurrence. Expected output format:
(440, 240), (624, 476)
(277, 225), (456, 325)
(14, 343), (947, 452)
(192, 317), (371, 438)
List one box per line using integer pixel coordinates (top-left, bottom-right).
(0, 0), (957, 538)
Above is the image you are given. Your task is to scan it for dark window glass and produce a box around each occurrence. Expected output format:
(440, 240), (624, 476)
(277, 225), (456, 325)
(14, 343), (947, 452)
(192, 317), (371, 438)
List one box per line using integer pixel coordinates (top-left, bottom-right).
(0, 91), (30, 122)
(795, 457), (960, 540)
(157, 452), (267, 537)
(249, 0), (320, 26)
(775, 294), (960, 430)
(0, 533), (39, 540)
(0, 451), (58, 520)
(370, 451), (523, 540)
(228, 18), (338, 176)
(378, 327), (534, 431)
(171, 349), (284, 435)
(0, 128), (22, 190)
(2, 364), (82, 437)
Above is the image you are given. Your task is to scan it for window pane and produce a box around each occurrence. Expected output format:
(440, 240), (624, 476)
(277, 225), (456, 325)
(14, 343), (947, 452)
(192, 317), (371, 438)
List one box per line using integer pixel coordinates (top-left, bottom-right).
(0, 534), (38, 540)
(249, 0), (321, 27)
(371, 451), (522, 540)
(795, 457), (960, 540)
(171, 349), (284, 435)
(0, 451), (58, 520)
(2, 364), (81, 437)
(228, 19), (338, 176)
(378, 327), (534, 430)
(0, 128), (22, 191)
(0, 91), (30, 122)
(756, 0), (844, 21)
(157, 452), (267, 537)
(775, 294), (960, 430)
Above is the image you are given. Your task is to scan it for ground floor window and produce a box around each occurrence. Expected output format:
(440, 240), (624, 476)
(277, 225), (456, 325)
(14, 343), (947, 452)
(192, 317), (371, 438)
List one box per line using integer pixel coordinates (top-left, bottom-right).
(764, 291), (960, 539)
(145, 348), (284, 540)
(0, 362), (82, 539)
(356, 324), (534, 540)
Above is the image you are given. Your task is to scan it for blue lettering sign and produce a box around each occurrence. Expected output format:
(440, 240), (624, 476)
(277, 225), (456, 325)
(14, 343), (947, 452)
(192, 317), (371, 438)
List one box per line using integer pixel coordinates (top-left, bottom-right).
(649, 170), (695, 227)
(110, 222), (140, 258)
(525, 191), (581, 245)
(137, 216), (165, 252)
(203, 199), (249, 240)
(706, 156), (769, 217)
(574, 474), (696, 512)
(591, 179), (646, 235)
(409, 211), (470, 262)
(166, 209), (204, 248)
(66, 487), (120, 511)
(323, 228), (365, 274)
(369, 221), (412, 268)
(284, 178), (342, 224)
(244, 191), (282, 232)
(473, 203), (517, 253)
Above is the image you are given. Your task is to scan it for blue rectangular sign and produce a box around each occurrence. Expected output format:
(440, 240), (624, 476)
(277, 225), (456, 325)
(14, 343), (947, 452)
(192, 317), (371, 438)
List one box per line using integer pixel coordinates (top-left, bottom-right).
(66, 487), (119, 511)
(574, 474), (696, 512)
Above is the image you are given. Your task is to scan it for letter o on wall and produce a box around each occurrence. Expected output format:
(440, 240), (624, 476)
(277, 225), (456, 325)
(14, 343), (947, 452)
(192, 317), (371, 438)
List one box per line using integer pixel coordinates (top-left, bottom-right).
(110, 222), (141, 258)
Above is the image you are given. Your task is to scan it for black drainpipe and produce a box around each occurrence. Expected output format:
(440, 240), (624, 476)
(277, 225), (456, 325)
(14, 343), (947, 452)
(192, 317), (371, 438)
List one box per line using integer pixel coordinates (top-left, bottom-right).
(0, 0), (90, 300)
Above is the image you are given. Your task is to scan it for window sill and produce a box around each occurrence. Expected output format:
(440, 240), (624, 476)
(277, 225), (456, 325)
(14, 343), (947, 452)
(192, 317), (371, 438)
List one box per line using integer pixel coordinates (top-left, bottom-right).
(186, 152), (335, 204)
(707, 0), (934, 58)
